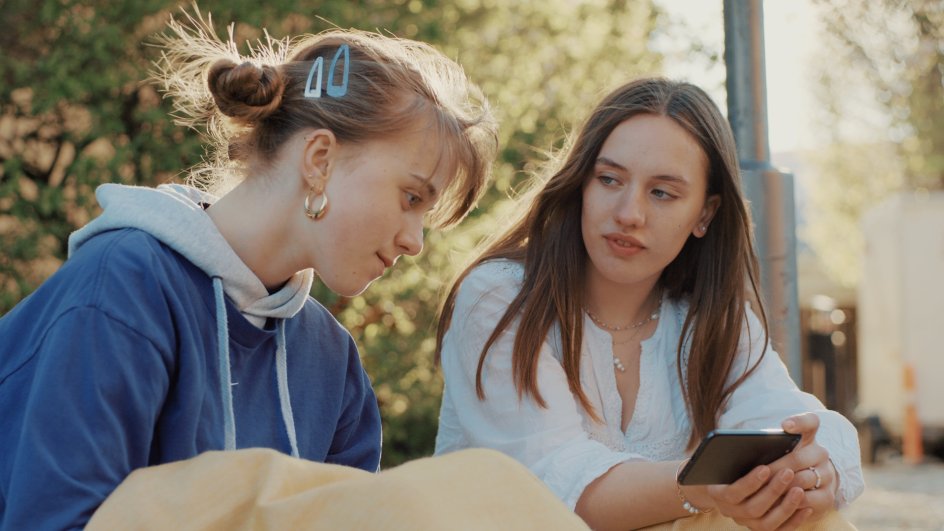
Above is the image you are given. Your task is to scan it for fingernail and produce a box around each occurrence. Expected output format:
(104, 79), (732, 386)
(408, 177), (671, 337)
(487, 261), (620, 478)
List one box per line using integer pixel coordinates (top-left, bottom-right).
(757, 466), (770, 481)
(780, 469), (794, 483)
(784, 420), (796, 431)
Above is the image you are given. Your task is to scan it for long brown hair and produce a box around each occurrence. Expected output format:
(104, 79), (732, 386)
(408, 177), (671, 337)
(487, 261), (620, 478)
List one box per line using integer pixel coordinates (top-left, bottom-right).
(436, 78), (767, 444)
(153, 7), (498, 229)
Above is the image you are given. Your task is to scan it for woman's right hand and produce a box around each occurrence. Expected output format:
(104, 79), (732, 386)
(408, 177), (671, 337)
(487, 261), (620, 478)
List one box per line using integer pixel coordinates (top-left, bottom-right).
(701, 465), (814, 530)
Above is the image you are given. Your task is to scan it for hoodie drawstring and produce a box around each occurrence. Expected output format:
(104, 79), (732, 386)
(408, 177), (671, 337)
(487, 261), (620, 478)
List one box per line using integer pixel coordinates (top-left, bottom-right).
(276, 320), (300, 458)
(213, 277), (299, 457)
(213, 277), (237, 451)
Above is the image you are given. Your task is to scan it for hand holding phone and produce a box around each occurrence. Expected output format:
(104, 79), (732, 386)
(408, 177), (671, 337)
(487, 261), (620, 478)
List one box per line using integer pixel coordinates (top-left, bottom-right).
(677, 429), (801, 485)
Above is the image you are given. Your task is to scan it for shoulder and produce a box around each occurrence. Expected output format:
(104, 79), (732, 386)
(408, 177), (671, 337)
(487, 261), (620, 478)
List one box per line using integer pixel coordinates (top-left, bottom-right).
(0, 230), (197, 385)
(466, 258), (525, 283)
(72, 226), (170, 260)
(9, 228), (205, 324)
(662, 296), (765, 346)
(455, 259), (524, 310)
(72, 228), (210, 313)
(60, 228), (210, 346)
(69, 228), (202, 286)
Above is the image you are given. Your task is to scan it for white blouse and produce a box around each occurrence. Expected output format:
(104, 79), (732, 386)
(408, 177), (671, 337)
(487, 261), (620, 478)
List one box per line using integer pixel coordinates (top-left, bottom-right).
(435, 260), (864, 510)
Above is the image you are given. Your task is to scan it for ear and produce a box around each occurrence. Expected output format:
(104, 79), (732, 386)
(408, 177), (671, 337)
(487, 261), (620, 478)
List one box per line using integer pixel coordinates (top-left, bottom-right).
(692, 194), (720, 238)
(300, 128), (337, 194)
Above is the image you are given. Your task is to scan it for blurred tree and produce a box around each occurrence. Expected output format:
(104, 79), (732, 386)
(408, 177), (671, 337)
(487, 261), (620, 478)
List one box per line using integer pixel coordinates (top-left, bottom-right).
(0, 1), (192, 311)
(806, 0), (943, 287)
(0, 0), (662, 466)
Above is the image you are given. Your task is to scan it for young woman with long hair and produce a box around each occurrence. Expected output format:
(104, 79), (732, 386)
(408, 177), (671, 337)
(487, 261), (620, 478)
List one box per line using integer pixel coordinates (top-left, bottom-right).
(435, 78), (863, 530)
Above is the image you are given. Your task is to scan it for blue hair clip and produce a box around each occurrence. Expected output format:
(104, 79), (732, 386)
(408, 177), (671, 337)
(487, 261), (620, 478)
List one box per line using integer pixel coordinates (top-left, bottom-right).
(304, 44), (350, 99)
(304, 57), (324, 98)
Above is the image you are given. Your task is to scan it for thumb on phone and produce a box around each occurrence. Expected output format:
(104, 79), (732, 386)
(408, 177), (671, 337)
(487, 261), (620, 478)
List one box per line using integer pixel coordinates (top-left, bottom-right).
(782, 412), (819, 447)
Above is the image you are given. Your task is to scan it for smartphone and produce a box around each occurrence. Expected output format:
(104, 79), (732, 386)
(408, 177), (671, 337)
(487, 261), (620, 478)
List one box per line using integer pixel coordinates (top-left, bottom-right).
(677, 429), (801, 485)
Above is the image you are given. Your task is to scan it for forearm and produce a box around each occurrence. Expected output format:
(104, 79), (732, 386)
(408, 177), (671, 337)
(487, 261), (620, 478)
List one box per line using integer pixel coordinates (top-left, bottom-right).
(575, 460), (711, 530)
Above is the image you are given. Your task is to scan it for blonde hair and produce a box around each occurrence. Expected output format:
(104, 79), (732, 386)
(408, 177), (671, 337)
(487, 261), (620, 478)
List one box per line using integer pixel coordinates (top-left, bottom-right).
(153, 7), (498, 228)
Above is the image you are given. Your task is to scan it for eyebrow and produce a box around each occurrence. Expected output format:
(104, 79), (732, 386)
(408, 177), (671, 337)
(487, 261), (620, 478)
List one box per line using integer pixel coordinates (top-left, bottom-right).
(411, 173), (439, 198)
(595, 156), (689, 185)
(596, 156), (628, 172)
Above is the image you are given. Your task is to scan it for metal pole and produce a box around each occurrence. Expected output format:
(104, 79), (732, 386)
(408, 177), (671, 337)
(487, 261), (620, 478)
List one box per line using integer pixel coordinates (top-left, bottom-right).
(723, 0), (802, 382)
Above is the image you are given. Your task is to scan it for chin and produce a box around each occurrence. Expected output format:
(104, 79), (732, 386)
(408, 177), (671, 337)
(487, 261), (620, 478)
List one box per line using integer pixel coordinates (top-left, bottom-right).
(590, 256), (653, 286)
(337, 281), (373, 298)
(320, 275), (374, 298)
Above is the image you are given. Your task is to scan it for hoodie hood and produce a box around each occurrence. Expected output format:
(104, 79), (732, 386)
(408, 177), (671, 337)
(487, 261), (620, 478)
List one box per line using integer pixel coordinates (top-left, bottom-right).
(68, 183), (314, 328)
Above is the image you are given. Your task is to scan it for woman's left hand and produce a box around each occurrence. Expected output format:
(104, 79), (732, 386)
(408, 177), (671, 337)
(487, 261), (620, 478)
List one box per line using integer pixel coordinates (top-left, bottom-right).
(768, 413), (838, 517)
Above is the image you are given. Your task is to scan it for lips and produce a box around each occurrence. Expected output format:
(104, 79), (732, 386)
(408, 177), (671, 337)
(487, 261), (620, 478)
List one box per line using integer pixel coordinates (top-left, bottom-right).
(377, 253), (395, 268)
(604, 233), (645, 257)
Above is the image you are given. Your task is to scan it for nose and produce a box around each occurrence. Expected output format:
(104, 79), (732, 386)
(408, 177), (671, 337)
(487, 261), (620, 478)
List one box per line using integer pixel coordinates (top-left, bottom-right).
(614, 187), (646, 228)
(395, 213), (424, 257)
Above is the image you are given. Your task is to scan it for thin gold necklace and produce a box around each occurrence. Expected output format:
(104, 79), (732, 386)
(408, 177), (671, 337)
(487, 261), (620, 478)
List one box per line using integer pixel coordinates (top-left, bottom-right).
(586, 297), (662, 332)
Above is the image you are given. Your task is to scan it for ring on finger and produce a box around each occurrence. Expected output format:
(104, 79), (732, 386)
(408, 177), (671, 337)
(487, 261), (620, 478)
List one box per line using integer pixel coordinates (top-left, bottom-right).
(807, 466), (822, 490)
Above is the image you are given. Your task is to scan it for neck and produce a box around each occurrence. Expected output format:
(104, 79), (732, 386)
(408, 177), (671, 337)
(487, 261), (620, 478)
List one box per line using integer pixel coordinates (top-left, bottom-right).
(206, 177), (301, 291)
(585, 271), (661, 327)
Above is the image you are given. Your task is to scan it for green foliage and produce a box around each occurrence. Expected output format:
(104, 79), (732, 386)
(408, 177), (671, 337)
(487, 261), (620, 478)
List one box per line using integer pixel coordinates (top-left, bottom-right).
(0, 0), (206, 309)
(807, 0), (944, 287)
(0, 0), (662, 466)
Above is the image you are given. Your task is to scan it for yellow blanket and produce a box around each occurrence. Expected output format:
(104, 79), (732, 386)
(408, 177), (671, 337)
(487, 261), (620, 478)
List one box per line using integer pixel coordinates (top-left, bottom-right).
(88, 448), (854, 530)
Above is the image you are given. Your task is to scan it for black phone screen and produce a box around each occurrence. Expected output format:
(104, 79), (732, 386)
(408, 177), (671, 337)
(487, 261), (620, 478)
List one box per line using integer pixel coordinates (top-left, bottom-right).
(677, 429), (801, 485)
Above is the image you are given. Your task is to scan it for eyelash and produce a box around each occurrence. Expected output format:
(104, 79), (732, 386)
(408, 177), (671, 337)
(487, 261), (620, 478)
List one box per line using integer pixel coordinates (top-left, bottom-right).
(597, 174), (676, 200)
(652, 189), (673, 200)
(405, 191), (423, 208)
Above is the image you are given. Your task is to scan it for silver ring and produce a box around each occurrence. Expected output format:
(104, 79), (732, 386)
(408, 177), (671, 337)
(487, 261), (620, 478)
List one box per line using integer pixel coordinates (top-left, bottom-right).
(808, 466), (822, 490)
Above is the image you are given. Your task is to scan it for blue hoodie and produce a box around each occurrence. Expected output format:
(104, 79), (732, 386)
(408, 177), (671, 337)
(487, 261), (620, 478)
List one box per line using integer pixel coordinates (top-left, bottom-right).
(0, 184), (381, 530)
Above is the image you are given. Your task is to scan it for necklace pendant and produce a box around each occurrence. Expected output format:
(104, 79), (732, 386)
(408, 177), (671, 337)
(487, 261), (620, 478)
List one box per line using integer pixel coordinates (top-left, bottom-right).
(613, 356), (626, 372)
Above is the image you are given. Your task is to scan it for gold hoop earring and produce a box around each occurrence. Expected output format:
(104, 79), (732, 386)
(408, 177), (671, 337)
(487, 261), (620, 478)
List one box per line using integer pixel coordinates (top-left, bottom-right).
(304, 188), (329, 220)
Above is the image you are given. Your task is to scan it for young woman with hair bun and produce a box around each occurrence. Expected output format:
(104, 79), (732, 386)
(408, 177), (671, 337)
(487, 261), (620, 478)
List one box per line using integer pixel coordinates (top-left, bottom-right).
(0, 10), (503, 530)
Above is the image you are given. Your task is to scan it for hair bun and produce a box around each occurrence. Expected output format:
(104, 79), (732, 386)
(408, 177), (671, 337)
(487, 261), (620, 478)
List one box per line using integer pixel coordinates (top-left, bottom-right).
(207, 60), (285, 124)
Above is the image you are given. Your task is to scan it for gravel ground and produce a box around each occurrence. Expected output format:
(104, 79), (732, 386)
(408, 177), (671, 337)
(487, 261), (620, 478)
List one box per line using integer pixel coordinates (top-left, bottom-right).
(840, 458), (944, 530)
